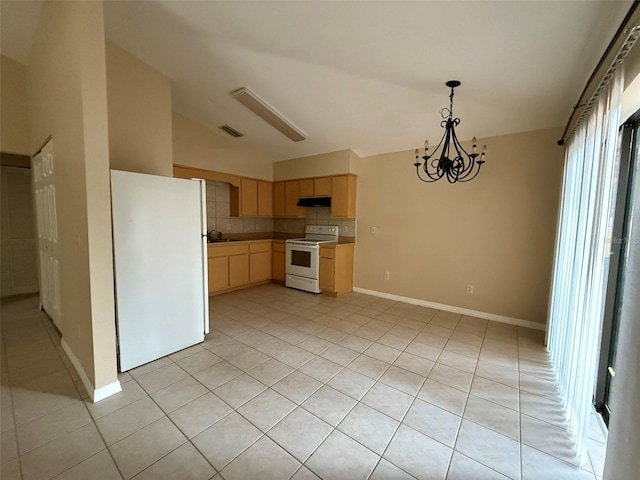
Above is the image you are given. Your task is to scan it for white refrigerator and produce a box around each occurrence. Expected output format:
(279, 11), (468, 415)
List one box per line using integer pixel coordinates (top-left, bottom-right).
(110, 170), (209, 371)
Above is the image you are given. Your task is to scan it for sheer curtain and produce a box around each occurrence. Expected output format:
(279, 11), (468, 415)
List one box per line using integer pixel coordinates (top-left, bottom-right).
(547, 66), (623, 461)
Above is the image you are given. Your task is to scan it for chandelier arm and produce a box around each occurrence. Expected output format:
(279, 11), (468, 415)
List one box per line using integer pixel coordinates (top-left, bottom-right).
(415, 164), (441, 182)
(449, 121), (476, 175)
(424, 129), (448, 162)
(426, 160), (445, 181)
(457, 165), (483, 182)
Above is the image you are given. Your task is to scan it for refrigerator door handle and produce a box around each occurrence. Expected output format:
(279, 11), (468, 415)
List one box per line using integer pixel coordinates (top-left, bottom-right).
(197, 178), (210, 335)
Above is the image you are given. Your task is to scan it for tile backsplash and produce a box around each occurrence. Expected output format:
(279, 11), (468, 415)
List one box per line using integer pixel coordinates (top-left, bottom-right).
(205, 181), (356, 237)
(273, 210), (356, 236)
(206, 181), (274, 235)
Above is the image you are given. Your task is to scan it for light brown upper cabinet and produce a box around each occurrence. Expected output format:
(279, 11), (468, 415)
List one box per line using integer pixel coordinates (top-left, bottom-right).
(299, 178), (314, 197)
(257, 181), (273, 217)
(331, 175), (357, 218)
(238, 178), (273, 217)
(240, 178), (258, 217)
(273, 182), (285, 217)
(299, 177), (332, 197)
(285, 181), (304, 218)
(314, 177), (332, 196)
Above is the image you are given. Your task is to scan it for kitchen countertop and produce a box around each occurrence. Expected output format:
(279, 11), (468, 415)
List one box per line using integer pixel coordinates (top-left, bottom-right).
(207, 236), (355, 246)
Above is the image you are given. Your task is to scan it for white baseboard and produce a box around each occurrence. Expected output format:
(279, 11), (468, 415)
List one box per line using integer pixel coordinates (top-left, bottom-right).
(352, 287), (546, 331)
(61, 338), (122, 403)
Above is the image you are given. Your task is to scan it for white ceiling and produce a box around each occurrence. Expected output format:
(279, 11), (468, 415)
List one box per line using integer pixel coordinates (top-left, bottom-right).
(1, 1), (632, 163)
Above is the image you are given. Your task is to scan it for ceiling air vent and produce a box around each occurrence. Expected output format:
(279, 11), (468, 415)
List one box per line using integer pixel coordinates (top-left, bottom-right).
(218, 125), (244, 138)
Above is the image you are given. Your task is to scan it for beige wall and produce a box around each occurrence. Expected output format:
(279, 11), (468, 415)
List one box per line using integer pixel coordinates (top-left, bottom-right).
(273, 149), (359, 180)
(1, 55), (30, 155)
(106, 42), (173, 177)
(173, 112), (274, 180)
(26, 1), (117, 389)
(354, 127), (564, 324)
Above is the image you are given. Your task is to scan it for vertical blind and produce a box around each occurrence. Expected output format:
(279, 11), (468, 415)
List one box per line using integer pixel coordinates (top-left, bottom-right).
(547, 66), (623, 461)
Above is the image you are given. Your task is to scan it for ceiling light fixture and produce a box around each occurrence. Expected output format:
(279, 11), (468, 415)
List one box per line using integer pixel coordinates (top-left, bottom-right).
(231, 87), (307, 142)
(414, 81), (486, 183)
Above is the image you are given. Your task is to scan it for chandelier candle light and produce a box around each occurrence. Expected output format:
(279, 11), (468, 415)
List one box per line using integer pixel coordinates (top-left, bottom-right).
(414, 80), (486, 183)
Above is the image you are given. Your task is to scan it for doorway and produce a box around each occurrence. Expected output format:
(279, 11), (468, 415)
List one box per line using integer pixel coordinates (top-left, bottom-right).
(0, 153), (39, 297)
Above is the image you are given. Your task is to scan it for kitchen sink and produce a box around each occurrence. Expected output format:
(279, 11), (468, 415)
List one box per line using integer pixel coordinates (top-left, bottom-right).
(208, 238), (240, 243)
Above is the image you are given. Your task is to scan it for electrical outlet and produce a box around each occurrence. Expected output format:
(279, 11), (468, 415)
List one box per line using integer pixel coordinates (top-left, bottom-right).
(343, 225), (348, 233)
(284, 223), (288, 231)
(466, 284), (474, 294)
(384, 271), (390, 280)
(226, 223), (232, 231)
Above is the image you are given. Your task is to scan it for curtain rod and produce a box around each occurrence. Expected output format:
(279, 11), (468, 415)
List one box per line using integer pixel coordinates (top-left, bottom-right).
(558, 1), (640, 146)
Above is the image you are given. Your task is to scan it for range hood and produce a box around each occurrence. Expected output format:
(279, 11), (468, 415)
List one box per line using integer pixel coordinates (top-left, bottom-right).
(297, 197), (331, 207)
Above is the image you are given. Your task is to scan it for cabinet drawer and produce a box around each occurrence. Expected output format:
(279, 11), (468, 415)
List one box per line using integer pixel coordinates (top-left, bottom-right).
(320, 246), (335, 259)
(272, 241), (286, 253)
(250, 242), (272, 253)
(208, 244), (249, 257)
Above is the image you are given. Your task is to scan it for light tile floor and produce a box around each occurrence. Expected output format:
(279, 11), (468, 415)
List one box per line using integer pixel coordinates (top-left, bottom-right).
(1, 285), (608, 480)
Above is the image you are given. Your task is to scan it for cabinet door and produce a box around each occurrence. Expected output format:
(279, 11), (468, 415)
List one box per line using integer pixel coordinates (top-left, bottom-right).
(240, 178), (258, 216)
(331, 175), (356, 218)
(319, 257), (335, 292)
(250, 251), (271, 283)
(257, 181), (273, 217)
(229, 254), (249, 287)
(314, 177), (332, 196)
(273, 182), (285, 217)
(272, 251), (285, 281)
(299, 179), (314, 197)
(331, 176), (348, 218)
(285, 181), (301, 217)
(208, 256), (229, 292)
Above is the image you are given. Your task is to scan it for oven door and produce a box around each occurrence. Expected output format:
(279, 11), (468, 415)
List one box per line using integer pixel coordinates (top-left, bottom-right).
(286, 243), (318, 279)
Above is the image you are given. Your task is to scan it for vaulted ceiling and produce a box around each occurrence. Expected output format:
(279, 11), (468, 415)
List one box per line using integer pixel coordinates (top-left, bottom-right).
(1, 1), (632, 163)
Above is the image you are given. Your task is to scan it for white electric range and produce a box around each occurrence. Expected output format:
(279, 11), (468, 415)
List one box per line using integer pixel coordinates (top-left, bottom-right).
(285, 225), (339, 293)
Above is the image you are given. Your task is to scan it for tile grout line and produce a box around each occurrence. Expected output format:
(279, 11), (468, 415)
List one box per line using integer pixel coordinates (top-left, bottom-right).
(444, 315), (488, 479)
(2, 288), (574, 480)
(220, 296), (516, 479)
(1, 333), (25, 480)
(518, 325), (524, 480)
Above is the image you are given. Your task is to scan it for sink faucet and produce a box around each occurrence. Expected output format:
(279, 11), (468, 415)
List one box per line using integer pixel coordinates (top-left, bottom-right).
(207, 230), (222, 242)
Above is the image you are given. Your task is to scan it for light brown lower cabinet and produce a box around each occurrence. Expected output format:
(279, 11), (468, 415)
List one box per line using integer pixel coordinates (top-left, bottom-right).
(249, 242), (272, 283)
(229, 254), (249, 287)
(208, 256), (229, 292)
(208, 241), (274, 294)
(319, 244), (355, 296)
(272, 241), (286, 282)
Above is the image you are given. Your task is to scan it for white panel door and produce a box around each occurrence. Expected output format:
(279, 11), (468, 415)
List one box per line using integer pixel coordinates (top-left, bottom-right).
(0, 165), (39, 297)
(32, 141), (62, 327)
(111, 170), (208, 371)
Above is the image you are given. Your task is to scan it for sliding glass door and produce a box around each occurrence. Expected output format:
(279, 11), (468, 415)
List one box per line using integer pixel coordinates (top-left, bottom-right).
(595, 113), (640, 425)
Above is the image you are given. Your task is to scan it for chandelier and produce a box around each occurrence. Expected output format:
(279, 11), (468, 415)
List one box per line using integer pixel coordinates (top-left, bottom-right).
(414, 80), (486, 183)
